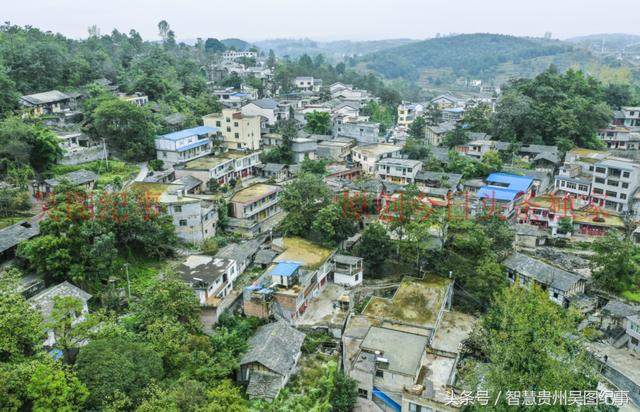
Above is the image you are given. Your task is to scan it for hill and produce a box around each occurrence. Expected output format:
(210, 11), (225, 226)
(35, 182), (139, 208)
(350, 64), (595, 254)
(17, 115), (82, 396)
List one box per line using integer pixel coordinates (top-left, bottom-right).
(359, 33), (577, 81)
(253, 38), (417, 61)
(221, 38), (253, 50)
(565, 33), (640, 51)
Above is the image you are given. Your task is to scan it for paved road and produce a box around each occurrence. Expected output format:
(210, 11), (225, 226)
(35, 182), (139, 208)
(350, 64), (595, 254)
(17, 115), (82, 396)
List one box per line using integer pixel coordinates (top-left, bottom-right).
(133, 162), (148, 182)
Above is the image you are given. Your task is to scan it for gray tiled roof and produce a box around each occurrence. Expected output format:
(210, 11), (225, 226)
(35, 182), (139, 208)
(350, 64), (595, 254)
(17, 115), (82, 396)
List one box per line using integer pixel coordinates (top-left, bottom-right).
(44, 170), (97, 187)
(250, 98), (279, 110)
(254, 249), (278, 265)
(28, 281), (91, 321)
(241, 320), (305, 376)
(503, 252), (583, 292)
(21, 90), (71, 105)
(216, 237), (264, 263)
(602, 300), (639, 318)
(173, 175), (202, 192)
(0, 220), (39, 254)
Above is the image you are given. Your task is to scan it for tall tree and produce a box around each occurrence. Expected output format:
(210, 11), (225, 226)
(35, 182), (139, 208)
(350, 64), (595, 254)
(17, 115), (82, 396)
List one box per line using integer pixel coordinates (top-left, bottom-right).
(358, 223), (391, 270)
(590, 234), (639, 293)
(278, 173), (332, 236)
(408, 116), (426, 139)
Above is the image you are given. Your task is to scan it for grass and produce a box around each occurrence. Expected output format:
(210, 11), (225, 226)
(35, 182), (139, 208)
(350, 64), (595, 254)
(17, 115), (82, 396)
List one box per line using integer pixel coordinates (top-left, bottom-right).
(0, 213), (34, 229)
(50, 160), (139, 189)
(621, 289), (640, 304)
(113, 255), (175, 296)
(363, 275), (452, 327)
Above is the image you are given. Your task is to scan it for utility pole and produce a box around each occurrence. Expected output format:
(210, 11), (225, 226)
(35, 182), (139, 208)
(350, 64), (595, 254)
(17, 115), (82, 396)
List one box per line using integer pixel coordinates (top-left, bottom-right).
(124, 263), (131, 300)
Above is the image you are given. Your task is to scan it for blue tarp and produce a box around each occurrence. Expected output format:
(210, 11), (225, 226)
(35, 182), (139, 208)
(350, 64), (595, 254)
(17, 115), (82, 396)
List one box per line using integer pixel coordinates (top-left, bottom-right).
(477, 186), (522, 202)
(372, 387), (401, 412)
(269, 261), (302, 277)
(485, 173), (534, 192)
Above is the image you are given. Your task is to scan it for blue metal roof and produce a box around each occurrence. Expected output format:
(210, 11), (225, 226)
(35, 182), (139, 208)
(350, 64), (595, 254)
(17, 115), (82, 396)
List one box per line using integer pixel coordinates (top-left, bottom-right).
(230, 92), (249, 97)
(444, 107), (464, 113)
(269, 261), (302, 277)
(177, 139), (210, 152)
(485, 173), (534, 192)
(157, 126), (217, 141)
(477, 186), (522, 202)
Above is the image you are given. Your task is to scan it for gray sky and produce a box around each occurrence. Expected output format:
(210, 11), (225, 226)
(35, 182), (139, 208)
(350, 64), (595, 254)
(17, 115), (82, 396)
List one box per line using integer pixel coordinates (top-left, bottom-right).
(5, 0), (640, 41)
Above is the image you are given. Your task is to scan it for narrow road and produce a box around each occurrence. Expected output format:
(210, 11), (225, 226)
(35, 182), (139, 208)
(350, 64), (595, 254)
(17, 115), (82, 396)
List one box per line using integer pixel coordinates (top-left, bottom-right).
(133, 162), (148, 182)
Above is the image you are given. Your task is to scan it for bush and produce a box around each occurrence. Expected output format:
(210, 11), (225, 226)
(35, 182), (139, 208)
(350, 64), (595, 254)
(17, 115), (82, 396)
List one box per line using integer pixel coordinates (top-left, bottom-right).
(200, 238), (219, 255)
(148, 159), (164, 171)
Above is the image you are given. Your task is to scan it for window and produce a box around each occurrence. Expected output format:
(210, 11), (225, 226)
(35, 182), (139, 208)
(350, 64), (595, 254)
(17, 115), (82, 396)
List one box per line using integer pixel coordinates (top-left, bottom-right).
(595, 177), (605, 184)
(375, 370), (384, 378)
(225, 117), (230, 122)
(174, 205), (182, 213)
(566, 182), (577, 190)
(234, 133), (240, 139)
(620, 193), (627, 200)
(409, 403), (433, 412)
(608, 180), (619, 187)
(179, 219), (187, 226)
(606, 191), (617, 198)
(234, 122), (238, 127)
(596, 167), (606, 174)
(622, 182), (629, 189)
(553, 291), (559, 299)
(162, 151), (167, 158)
(355, 274), (359, 281)
(578, 184), (589, 192)
(623, 171), (630, 178)
(226, 127), (231, 132)
(357, 389), (368, 398)
(216, 121), (221, 127)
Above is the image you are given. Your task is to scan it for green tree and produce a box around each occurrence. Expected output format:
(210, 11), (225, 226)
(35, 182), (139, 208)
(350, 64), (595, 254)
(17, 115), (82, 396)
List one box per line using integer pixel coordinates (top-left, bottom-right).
(0, 64), (19, 116)
(331, 371), (358, 412)
(443, 124), (469, 148)
(590, 234), (639, 293)
(26, 360), (89, 412)
(358, 223), (391, 270)
(300, 157), (327, 175)
(312, 202), (357, 247)
(464, 102), (493, 132)
(0, 268), (44, 361)
(473, 285), (596, 407)
(75, 336), (164, 409)
(408, 115), (426, 139)
(204, 38), (226, 53)
(279, 173), (332, 236)
(201, 380), (248, 412)
(0, 116), (63, 173)
(479, 149), (503, 174)
(304, 111), (331, 135)
(93, 99), (155, 161)
(402, 137), (430, 160)
(49, 296), (98, 363)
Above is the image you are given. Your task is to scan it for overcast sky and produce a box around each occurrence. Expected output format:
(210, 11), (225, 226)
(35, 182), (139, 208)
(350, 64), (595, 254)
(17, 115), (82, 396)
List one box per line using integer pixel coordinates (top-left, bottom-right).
(5, 0), (640, 41)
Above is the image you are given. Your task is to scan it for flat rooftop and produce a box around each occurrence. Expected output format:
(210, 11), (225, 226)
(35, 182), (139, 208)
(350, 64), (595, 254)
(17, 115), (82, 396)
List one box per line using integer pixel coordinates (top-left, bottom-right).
(231, 183), (280, 204)
(363, 275), (451, 330)
(185, 151), (249, 169)
(274, 237), (334, 270)
(128, 182), (181, 197)
(353, 144), (400, 157)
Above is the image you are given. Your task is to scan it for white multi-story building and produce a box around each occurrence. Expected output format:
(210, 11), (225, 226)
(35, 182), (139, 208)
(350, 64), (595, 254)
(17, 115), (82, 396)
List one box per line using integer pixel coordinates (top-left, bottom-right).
(154, 126), (218, 166)
(376, 158), (423, 185)
(397, 102), (424, 128)
(352, 144), (402, 174)
(222, 50), (258, 62)
(597, 126), (640, 151)
(203, 109), (261, 150)
(175, 151), (261, 186)
(292, 76), (322, 92)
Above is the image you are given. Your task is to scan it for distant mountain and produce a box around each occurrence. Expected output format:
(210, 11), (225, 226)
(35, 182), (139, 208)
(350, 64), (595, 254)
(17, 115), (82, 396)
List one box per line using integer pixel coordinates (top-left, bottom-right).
(565, 33), (640, 52)
(359, 34), (578, 81)
(253, 38), (418, 60)
(221, 38), (253, 50)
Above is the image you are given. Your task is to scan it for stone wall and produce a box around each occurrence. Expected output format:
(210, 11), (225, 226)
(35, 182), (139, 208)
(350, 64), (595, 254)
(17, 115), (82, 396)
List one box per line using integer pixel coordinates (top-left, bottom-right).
(59, 146), (107, 166)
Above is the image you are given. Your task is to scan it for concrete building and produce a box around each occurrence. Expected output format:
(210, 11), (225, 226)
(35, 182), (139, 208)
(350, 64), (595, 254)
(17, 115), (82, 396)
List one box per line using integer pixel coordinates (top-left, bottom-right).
(228, 184), (282, 237)
(352, 144), (403, 174)
(118, 92), (148, 106)
(424, 122), (456, 146)
(613, 106), (640, 129)
(203, 109), (261, 150)
(154, 126), (218, 166)
(397, 102), (424, 128)
(335, 120), (380, 144)
(19, 90), (75, 116)
(292, 76), (321, 92)
(332, 255), (363, 287)
(316, 138), (354, 160)
(222, 50), (258, 62)
(376, 158), (423, 185)
(177, 255), (238, 331)
(598, 126), (640, 151)
(175, 151), (261, 186)
(241, 98), (289, 126)
(291, 137), (318, 163)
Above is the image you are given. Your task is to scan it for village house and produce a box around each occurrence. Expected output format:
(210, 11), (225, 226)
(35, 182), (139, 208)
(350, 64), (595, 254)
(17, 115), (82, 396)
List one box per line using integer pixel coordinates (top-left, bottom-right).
(503, 252), (586, 307)
(292, 76), (322, 92)
(475, 173), (534, 220)
(291, 136), (318, 163)
(211, 88), (253, 109)
(130, 182), (218, 244)
(316, 137), (354, 161)
(429, 94), (465, 109)
(28, 281), (91, 347)
(177, 255), (238, 331)
(37, 170), (98, 194)
(424, 121), (456, 146)
(175, 150), (261, 186)
(256, 163), (288, 182)
(238, 320), (305, 401)
(215, 237), (265, 275)
(555, 148), (640, 214)
(227, 183), (282, 238)
(352, 144), (402, 174)
(397, 102), (424, 128)
(222, 50), (258, 62)
(598, 126), (640, 150)
(441, 107), (464, 122)
(243, 237), (336, 322)
(154, 125), (218, 167)
(332, 254), (364, 287)
(118, 92), (148, 106)
(0, 220), (39, 264)
(376, 158), (423, 185)
(19, 90), (76, 116)
(241, 98), (288, 127)
(203, 109), (262, 150)
(335, 120), (380, 144)
(612, 106), (640, 129)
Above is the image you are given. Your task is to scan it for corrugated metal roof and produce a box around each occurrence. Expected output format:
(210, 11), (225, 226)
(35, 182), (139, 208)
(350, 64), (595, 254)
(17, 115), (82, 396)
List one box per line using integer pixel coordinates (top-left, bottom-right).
(158, 126), (217, 141)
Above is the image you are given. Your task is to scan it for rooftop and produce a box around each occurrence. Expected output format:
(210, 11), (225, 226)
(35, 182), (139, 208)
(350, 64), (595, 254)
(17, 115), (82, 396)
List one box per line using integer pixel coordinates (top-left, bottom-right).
(377, 158), (423, 168)
(268, 261), (302, 277)
(360, 327), (427, 376)
(0, 221), (39, 253)
(485, 172), (534, 192)
(363, 275), (452, 330)
(503, 252), (583, 292)
(21, 90), (71, 105)
(185, 151), (250, 170)
(44, 169), (97, 187)
(176, 255), (235, 286)
(274, 237), (334, 270)
(28, 281), (91, 321)
(240, 320), (306, 376)
(157, 126), (217, 141)
(353, 144), (400, 157)
(230, 183), (280, 204)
